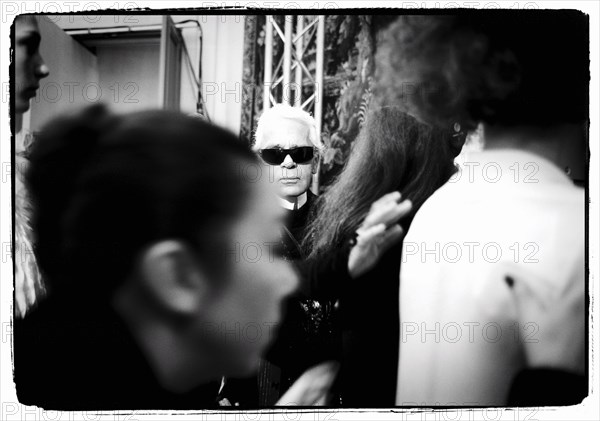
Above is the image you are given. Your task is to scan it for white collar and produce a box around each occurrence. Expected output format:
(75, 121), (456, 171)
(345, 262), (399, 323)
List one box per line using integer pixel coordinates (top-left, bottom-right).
(279, 191), (308, 210)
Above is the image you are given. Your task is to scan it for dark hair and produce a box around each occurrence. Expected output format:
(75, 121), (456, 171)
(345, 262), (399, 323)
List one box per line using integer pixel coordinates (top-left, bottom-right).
(374, 11), (589, 131)
(304, 107), (457, 257)
(27, 104), (257, 299)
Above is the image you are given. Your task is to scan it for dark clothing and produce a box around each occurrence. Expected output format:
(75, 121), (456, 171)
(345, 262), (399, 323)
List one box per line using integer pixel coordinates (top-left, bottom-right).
(297, 240), (402, 407)
(260, 188), (402, 407)
(257, 190), (341, 405)
(280, 192), (314, 260)
(218, 190), (341, 407)
(508, 369), (587, 406)
(14, 294), (221, 410)
(336, 243), (401, 407)
(268, 193), (403, 407)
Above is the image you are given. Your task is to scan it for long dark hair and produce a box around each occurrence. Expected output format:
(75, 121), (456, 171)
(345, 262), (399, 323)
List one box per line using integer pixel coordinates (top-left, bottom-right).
(27, 104), (256, 300)
(304, 107), (457, 258)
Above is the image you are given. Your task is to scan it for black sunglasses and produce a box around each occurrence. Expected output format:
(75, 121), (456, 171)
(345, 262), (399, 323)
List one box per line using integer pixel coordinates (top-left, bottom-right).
(258, 147), (315, 165)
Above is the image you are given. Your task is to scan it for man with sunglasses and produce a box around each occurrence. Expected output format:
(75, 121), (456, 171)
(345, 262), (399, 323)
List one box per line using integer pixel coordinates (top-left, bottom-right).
(253, 103), (322, 223)
(216, 104), (329, 406)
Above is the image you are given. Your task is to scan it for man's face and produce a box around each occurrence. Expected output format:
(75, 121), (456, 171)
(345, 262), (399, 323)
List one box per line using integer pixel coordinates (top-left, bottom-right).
(14, 17), (49, 114)
(259, 118), (316, 202)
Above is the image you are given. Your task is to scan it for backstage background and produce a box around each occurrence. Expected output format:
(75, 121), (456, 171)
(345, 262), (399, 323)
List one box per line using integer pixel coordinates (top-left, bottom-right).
(20, 14), (586, 189)
(24, 15), (245, 134)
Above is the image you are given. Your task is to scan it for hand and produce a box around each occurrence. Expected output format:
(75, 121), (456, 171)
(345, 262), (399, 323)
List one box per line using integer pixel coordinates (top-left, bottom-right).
(347, 191), (413, 279)
(14, 209), (43, 318)
(276, 361), (340, 406)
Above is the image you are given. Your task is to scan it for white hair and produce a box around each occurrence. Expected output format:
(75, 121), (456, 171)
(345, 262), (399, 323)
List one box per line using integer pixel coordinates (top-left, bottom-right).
(253, 103), (324, 151)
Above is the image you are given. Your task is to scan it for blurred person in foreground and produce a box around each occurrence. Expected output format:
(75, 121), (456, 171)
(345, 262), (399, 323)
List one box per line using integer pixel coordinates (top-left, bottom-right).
(376, 12), (588, 406)
(14, 105), (299, 409)
(302, 106), (465, 406)
(12, 14), (50, 318)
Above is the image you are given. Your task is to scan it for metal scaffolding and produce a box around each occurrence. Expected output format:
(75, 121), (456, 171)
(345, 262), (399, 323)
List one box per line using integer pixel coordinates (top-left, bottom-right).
(262, 15), (325, 138)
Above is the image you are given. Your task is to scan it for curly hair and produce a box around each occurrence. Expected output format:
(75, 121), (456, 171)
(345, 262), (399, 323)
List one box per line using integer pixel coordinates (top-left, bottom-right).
(374, 11), (589, 131)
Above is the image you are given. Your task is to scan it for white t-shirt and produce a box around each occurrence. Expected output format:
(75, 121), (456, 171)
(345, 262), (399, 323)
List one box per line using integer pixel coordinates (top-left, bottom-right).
(397, 149), (585, 406)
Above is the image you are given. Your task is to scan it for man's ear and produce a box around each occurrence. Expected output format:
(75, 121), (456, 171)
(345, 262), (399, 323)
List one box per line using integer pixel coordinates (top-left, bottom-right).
(137, 240), (211, 316)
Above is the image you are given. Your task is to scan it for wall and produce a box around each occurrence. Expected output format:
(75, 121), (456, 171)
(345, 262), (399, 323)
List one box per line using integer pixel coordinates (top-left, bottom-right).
(200, 16), (245, 135)
(53, 15), (245, 133)
(29, 15), (245, 134)
(96, 40), (161, 114)
(26, 17), (99, 132)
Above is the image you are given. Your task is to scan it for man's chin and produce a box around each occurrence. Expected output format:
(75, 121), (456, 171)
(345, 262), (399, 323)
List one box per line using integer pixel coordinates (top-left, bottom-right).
(279, 185), (307, 199)
(15, 97), (31, 114)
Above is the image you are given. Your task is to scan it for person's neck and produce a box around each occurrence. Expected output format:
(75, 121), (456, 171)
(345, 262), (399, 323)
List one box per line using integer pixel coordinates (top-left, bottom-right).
(15, 113), (23, 134)
(483, 123), (584, 168)
(279, 191), (308, 210)
(112, 281), (216, 394)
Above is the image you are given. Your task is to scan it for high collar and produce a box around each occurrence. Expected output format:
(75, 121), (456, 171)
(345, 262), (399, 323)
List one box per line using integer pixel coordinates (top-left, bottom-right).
(279, 191), (308, 211)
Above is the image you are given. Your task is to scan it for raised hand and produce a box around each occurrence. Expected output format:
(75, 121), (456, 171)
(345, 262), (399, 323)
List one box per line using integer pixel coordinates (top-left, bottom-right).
(347, 191), (412, 279)
(276, 361), (340, 406)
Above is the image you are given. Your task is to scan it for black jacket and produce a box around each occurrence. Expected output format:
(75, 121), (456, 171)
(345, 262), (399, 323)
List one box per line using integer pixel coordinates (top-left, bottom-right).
(269, 189), (403, 407)
(14, 295), (221, 410)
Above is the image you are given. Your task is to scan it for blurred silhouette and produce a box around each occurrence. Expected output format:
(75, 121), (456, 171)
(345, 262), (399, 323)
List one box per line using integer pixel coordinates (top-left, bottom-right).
(302, 106), (462, 406)
(376, 12), (588, 406)
(13, 15), (50, 318)
(15, 105), (299, 409)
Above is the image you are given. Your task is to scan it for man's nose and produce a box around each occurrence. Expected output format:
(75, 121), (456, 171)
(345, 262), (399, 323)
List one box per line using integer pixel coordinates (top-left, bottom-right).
(281, 154), (296, 168)
(35, 54), (50, 79)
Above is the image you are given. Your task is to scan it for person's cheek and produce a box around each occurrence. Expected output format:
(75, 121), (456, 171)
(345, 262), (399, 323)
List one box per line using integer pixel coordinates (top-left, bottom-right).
(14, 57), (25, 93)
(300, 164), (313, 185)
(258, 163), (273, 185)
